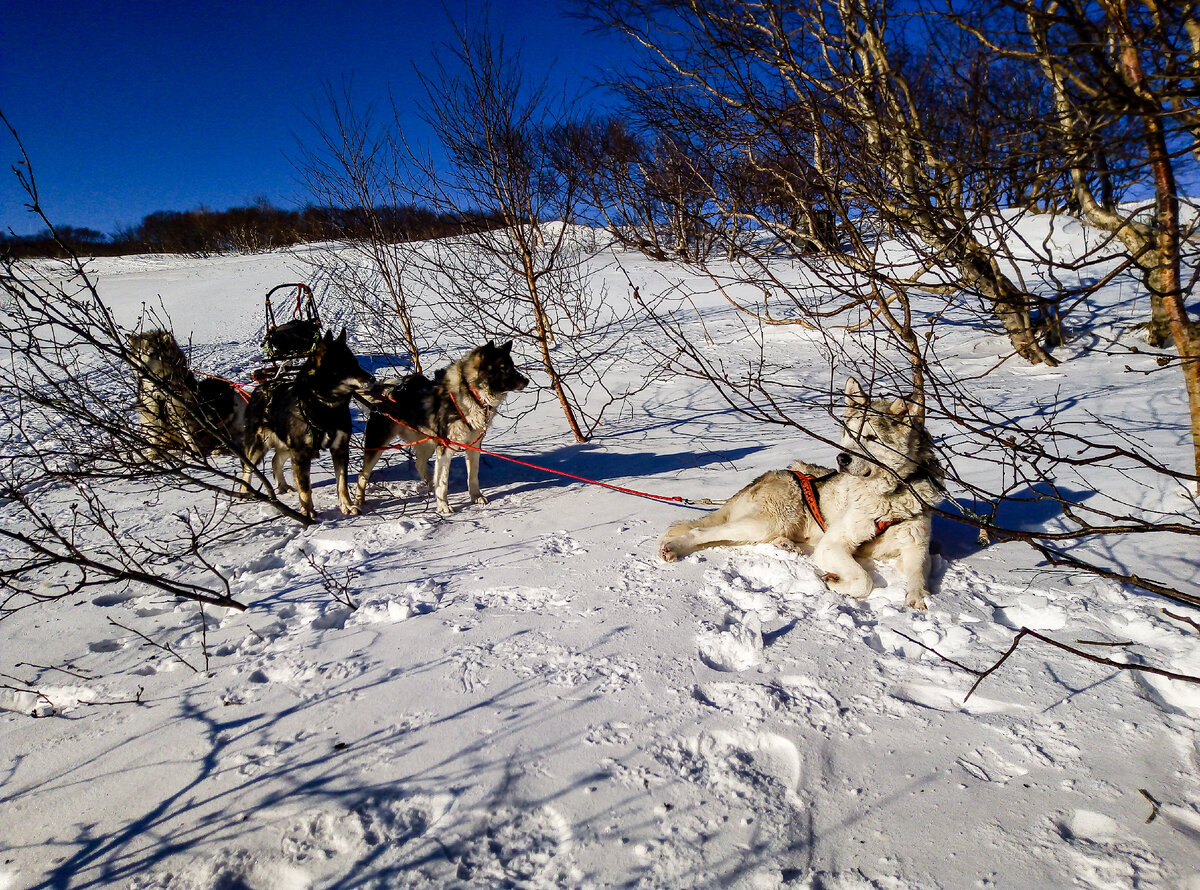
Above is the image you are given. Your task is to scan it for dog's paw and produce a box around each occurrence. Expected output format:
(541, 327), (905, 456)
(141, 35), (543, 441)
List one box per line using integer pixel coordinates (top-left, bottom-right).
(471, 494), (489, 506)
(659, 542), (680, 563)
(905, 589), (929, 610)
(436, 503), (454, 516)
(342, 504), (361, 516)
(824, 572), (873, 601)
(772, 536), (802, 552)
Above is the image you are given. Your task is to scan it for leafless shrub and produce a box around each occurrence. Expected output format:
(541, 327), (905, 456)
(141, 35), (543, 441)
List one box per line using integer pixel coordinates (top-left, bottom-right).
(1, 119), (311, 640)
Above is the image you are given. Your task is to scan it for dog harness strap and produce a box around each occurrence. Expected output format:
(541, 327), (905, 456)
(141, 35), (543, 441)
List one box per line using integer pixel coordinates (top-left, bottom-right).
(447, 390), (471, 426)
(874, 517), (900, 536)
(790, 470), (827, 532)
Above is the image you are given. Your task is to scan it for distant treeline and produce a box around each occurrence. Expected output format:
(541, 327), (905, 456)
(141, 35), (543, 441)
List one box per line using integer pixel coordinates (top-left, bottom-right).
(1, 200), (504, 258)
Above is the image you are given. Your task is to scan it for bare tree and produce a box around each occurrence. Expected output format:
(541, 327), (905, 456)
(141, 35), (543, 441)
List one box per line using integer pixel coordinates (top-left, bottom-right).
(585, 0), (1062, 365)
(408, 15), (651, 442)
(950, 0), (1200, 489)
(296, 83), (430, 373)
(578, 3), (1199, 602)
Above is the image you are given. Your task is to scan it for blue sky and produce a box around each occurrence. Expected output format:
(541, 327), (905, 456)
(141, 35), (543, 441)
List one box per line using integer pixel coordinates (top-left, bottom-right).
(1, 0), (623, 237)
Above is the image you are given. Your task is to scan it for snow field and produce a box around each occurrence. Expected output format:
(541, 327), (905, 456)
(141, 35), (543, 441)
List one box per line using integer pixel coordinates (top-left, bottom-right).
(2, 233), (1200, 888)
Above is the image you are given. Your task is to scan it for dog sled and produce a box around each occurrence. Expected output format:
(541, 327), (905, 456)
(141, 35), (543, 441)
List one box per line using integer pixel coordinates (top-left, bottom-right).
(252, 283), (322, 382)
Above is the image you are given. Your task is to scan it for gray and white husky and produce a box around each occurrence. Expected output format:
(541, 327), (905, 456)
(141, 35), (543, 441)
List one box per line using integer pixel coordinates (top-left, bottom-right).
(659, 378), (944, 609)
(127, 329), (244, 457)
(355, 341), (528, 515)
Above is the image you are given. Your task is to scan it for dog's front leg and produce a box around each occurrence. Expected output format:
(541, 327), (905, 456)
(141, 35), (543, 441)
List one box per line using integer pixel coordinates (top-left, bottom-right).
(465, 446), (487, 506)
(891, 517), (932, 610)
(813, 521), (874, 601)
(239, 435), (265, 498)
(411, 441), (435, 488)
(291, 453), (316, 519)
(432, 447), (454, 515)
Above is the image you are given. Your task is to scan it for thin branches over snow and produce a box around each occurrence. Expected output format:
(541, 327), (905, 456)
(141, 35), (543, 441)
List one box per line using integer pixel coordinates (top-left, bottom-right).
(0, 118), (313, 625)
(892, 626), (1200, 703)
(406, 15), (654, 442)
(579, 0), (1200, 604)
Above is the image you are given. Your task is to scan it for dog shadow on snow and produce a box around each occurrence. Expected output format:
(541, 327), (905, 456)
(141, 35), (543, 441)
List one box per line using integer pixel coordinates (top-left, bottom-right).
(932, 481), (1095, 562)
(353, 442), (767, 503)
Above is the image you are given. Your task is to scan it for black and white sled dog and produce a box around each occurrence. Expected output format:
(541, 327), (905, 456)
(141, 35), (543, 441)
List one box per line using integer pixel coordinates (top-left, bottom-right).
(240, 328), (374, 518)
(127, 329), (244, 457)
(660, 378), (944, 609)
(355, 340), (528, 515)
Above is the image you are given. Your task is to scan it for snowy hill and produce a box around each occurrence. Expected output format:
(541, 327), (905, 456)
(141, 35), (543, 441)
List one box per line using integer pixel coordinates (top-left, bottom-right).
(2, 223), (1199, 889)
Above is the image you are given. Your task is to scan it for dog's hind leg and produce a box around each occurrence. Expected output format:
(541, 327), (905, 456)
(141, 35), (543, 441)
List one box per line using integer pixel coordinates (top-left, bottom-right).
(354, 413), (397, 508)
(272, 450), (292, 493)
(659, 494), (780, 560)
(660, 515), (779, 561)
(331, 436), (356, 515)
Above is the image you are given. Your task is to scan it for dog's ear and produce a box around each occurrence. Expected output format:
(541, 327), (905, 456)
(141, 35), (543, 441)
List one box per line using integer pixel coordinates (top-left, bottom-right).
(485, 339), (496, 349)
(888, 395), (918, 419)
(501, 340), (513, 354)
(845, 377), (867, 407)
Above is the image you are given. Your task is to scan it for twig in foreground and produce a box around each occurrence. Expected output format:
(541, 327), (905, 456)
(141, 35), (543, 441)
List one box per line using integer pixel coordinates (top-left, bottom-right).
(1140, 788), (1161, 824)
(109, 618), (199, 673)
(1162, 608), (1200, 633)
(891, 627), (1200, 703)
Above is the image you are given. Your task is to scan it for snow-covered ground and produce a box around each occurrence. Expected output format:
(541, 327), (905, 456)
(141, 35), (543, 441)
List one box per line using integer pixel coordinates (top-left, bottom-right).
(2, 225), (1200, 889)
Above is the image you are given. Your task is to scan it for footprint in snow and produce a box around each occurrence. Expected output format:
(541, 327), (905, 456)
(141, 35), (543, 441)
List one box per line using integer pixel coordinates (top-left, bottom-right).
(444, 805), (574, 886)
(537, 531), (586, 556)
(126, 848), (310, 890)
(697, 609), (763, 672)
(281, 792), (451, 863)
(889, 681), (1024, 715)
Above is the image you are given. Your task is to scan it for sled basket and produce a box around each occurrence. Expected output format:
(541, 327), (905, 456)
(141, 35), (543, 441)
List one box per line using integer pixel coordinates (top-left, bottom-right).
(261, 283), (322, 361)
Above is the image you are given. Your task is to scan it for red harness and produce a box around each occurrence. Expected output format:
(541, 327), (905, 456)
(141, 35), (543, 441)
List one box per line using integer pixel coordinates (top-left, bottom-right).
(791, 470), (901, 538)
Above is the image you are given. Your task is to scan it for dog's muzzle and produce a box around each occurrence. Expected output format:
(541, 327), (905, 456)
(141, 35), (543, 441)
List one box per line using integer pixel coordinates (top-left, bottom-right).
(837, 452), (852, 470)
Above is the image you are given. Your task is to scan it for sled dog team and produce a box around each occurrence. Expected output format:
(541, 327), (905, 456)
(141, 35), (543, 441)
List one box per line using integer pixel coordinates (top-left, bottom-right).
(130, 330), (942, 608)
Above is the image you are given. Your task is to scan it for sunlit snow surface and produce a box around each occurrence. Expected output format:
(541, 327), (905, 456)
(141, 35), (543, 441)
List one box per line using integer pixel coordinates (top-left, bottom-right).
(2, 223), (1200, 889)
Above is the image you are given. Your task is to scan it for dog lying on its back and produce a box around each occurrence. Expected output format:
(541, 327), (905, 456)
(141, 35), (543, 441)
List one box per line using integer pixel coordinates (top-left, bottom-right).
(660, 378), (943, 609)
(240, 328), (374, 518)
(356, 340), (528, 515)
(126, 329), (243, 457)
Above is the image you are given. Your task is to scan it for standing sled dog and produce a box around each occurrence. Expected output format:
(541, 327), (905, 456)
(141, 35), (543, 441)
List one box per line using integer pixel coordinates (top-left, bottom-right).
(356, 341), (528, 515)
(660, 378), (943, 609)
(240, 328), (374, 518)
(127, 329), (244, 457)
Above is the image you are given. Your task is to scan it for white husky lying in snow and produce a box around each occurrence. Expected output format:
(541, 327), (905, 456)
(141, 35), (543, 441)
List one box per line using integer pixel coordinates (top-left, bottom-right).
(660, 378), (944, 609)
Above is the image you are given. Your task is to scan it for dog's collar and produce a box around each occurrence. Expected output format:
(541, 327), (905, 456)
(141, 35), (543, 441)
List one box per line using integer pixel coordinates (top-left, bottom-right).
(791, 469), (836, 532)
(448, 388), (493, 429)
(793, 467), (923, 539)
(467, 383), (492, 408)
(874, 464), (942, 536)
